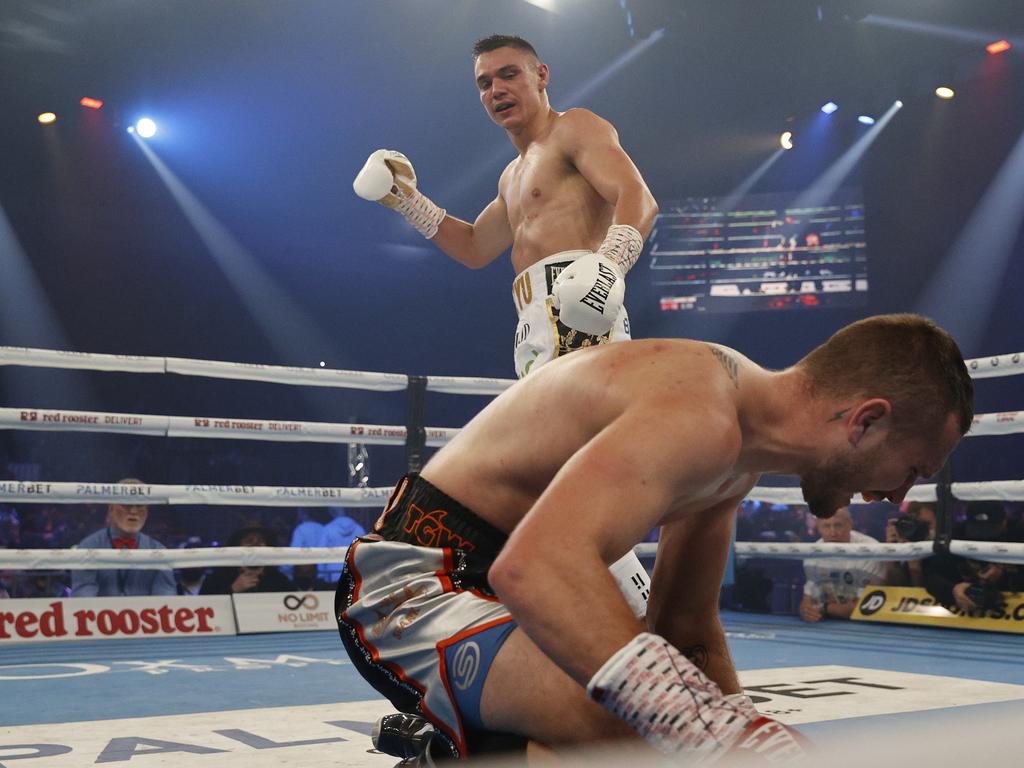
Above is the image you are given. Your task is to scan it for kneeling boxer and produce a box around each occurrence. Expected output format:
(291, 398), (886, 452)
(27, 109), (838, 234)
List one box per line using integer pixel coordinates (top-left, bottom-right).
(352, 34), (658, 378)
(335, 315), (976, 763)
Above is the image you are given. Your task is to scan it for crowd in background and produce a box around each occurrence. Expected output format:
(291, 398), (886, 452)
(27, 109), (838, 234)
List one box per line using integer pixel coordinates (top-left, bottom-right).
(0, 478), (375, 598)
(1, 471), (1022, 615)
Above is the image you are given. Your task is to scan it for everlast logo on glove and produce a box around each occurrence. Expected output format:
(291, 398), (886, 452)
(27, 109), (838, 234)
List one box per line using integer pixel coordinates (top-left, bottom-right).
(579, 261), (619, 315)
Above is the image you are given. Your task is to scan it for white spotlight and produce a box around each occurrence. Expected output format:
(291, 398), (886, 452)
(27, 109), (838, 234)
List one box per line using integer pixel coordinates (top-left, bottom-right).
(935, 87), (955, 100)
(135, 118), (157, 138)
(780, 131), (794, 150)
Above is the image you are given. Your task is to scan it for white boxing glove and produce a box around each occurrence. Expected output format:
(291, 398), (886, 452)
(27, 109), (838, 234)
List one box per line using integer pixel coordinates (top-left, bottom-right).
(352, 149), (445, 239)
(551, 224), (644, 336)
(551, 252), (625, 336)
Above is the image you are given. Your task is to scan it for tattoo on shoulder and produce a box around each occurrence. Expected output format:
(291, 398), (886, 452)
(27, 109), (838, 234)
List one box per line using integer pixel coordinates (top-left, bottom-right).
(681, 644), (710, 671)
(707, 345), (740, 389)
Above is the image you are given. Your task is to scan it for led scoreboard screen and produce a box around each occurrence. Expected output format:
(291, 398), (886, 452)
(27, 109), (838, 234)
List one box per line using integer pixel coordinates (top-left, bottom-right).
(649, 189), (868, 313)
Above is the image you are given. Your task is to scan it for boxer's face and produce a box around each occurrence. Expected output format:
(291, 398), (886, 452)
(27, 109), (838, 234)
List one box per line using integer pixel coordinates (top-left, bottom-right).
(802, 411), (960, 518)
(475, 47), (548, 130)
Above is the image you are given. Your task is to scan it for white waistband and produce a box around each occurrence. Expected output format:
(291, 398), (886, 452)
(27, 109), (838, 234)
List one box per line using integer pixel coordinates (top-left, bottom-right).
(511, 251), (590, 318)
(512, 250), (591, 284)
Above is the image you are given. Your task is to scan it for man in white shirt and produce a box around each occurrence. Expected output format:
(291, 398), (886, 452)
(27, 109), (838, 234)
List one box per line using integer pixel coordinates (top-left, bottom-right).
(800, 506), (886, 621)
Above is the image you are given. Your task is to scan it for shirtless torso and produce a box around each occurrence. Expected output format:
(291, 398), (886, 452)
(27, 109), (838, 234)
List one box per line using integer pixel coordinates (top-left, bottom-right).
(429, 45), (656, 274)
(498, 109), (615, 274)
(423, 339), (766, 689)
(424, 338), (762, 536)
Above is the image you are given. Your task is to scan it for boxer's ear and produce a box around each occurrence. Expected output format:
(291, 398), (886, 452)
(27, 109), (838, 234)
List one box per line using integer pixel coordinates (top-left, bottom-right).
(848, 398), (891, 446)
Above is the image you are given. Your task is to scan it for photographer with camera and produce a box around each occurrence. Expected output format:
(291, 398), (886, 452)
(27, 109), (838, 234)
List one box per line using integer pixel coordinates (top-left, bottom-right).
(884, 501), (937, 588)
(799, 506), (887, 622)
(919, 501), (1023, 613)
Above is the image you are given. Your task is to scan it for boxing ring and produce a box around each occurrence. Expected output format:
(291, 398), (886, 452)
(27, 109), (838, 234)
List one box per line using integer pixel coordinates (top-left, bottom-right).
(2, 344), (1024, 767)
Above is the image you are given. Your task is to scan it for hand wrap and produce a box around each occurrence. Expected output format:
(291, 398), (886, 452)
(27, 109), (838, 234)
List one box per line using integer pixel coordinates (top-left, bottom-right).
(587, 633), (808, 764)
(596, 223), (644, 273)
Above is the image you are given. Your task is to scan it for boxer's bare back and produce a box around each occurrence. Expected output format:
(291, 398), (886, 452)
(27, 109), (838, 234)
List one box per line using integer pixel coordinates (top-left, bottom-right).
(424, 339), (760, 540)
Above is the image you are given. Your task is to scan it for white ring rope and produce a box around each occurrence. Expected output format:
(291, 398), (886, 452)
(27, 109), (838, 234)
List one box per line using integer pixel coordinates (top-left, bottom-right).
(1, 479), (1022, 506)
(635, 540), (1024, 565)
(964, 351), (1024, 379)
(967, 411), (1024, 437)
(0, 546), (349, 570)
(0, 407), (459, 446)
(0, 346), (515, 395)
(3, 345), (1022, 390)
(733, 541), (935, 561)
(5, 538), (1024, 569)
(744, 485), (940, 505)
(949, 540), (1024, 565)
(2, 405), (1021, 443)
(1, 345), (1021, 571)
(949, 481), (1024, 501)
(0, 481), (393, 506)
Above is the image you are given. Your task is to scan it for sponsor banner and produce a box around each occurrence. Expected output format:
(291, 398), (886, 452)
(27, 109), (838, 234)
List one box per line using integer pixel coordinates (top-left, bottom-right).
(0, 700), (394, 767)
(739, 664), (1024, 724)
(0, 596), (236, 644)
(233, 591), (336, 634)
(853, 585), (1024, 633)
(0, 481), (168, 504)
(168, 485), (391, 507)
(168, 416), (398, 445)
(0, 407), (167, 436)
(165, 356), (408, 391)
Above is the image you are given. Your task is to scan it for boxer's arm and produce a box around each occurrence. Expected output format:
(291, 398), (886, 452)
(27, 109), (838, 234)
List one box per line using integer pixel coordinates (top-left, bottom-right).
(431, 193), (513, 269)
(647, 500), (744, 694)
(564, 109), (658, 242)
(489, 401), (741, 688)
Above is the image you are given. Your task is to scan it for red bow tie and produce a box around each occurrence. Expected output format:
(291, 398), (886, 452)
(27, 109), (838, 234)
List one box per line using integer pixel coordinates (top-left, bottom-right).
(112, 537), (138, 549)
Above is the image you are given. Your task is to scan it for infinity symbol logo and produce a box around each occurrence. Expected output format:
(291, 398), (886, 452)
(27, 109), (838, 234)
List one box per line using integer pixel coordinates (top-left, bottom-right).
(283, 593), (320, 610)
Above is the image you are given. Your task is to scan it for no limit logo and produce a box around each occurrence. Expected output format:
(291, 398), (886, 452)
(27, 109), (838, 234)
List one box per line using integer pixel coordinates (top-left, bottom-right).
(859, 590), (887, 616)
(283, 594), (320, 611)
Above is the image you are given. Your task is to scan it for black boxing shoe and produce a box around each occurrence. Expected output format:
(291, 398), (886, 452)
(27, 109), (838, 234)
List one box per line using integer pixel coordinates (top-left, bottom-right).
(372, 712), (439, 766)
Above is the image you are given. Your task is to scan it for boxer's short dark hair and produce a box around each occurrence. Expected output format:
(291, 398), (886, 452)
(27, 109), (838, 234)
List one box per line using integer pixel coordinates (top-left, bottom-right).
(472, 35), (540, 62)
(800, 313), (974, 437)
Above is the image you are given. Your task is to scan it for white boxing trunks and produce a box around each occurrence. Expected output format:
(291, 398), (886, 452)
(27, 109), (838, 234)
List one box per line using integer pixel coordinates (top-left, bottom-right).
(512, 250), (631, 378)
(336, 473), (650, 758)
(335, 474), (519, 760)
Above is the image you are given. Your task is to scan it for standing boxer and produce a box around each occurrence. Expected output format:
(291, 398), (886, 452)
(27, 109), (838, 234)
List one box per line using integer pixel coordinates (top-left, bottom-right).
(336, 315), (974, 761)
(353, 34), (658, 378)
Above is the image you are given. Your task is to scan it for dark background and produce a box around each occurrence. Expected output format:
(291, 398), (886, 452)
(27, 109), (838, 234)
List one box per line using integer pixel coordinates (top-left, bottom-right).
(0, 0), (1021, 505)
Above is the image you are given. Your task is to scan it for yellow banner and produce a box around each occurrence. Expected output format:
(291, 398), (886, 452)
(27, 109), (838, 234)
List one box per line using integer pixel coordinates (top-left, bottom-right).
(852, 585), (1024, 633)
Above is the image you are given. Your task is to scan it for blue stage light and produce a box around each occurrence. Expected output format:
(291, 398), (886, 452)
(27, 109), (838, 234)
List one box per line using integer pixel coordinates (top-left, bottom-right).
(134, 118), (157, 138)
(821, 102), (838, 114)
(857, 115), (876, 125)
